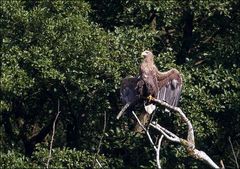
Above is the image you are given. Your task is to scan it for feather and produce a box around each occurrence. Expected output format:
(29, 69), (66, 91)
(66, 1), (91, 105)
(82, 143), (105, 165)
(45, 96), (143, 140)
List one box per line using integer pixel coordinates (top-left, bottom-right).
(117, 76), (139, 119)
(118, 51), (183, 120)
(155, 69), (182, 109)
(138, 51), (159, 99)
(144, 102), (156, 114)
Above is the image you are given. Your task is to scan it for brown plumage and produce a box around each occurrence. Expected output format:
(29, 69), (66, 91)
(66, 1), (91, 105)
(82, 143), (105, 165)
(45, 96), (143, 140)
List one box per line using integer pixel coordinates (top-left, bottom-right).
(156, 68), (182, 106)
(137, 50), (159, 99)
(137, 50), (182, 107)
(117, 50), (183, 125)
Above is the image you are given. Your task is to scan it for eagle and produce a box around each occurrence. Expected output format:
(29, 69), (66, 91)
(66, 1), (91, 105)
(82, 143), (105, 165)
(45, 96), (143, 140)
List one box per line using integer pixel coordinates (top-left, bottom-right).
(117, 50), (182, 129)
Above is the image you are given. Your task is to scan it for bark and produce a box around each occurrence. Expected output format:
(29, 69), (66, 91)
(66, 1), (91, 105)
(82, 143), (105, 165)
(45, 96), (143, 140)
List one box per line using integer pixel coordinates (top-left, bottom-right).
(134, 111), (151, 133)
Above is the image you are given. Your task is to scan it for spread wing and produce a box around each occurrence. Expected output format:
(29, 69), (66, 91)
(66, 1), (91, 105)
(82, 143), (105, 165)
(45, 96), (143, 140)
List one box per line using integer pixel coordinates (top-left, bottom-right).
(157, 68), (182, 107)
(117, 76), (139, 119)
(120, 76), (138, 104)
(117, 69), (182, 119)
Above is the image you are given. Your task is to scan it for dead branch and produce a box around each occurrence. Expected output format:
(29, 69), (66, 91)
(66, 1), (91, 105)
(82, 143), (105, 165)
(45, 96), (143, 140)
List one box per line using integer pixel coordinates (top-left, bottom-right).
(94, 111), (107, 168)
(132, 111), (157, 150)
(132, 111), (162, 169)
(152, 98), (195, 145)
(150, 98), (222, 168)
(228, 136), (239, 169)
(131, 98), (224, 169)
(46, 99), (61, 169)
(156, 135), (164, 169)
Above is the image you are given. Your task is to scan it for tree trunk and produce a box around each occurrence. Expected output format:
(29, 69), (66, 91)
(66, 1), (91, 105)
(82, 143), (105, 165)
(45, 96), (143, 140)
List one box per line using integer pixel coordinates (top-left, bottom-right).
(176, 7), (194, 65)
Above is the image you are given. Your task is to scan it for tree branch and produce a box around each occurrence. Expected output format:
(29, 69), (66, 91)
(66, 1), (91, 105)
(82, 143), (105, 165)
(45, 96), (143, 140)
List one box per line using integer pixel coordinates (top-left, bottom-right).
(228, 136), (239, 169)
(132, 111), (163, 169)
(152, 98), (195, 145)
(156, 135), (164, 169)
(150, 123), (180, 143)
(149, 98), (222, 168)
(132, 111), (156, 150)
(131, 97), (224, 168)
(46, 99), (61, 169)
(94, 111), (107, 168)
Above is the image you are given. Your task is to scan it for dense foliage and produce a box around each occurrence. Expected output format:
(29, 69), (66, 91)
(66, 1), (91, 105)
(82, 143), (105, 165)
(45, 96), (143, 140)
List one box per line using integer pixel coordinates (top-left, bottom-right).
(1, 0), (239, 168)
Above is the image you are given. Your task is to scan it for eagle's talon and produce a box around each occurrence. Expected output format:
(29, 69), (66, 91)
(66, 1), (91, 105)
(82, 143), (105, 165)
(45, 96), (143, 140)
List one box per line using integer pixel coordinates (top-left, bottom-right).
(147, 95), (154, 101)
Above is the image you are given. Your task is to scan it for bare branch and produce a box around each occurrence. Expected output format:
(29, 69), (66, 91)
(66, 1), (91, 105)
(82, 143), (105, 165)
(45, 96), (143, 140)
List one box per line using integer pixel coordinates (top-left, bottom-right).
(132, 111), (164, 169)
(94, 111), (107, 168)
(228, 136), (239, 169)
(149, 98), (221, 168)
(46, 99), (61, 169)
(132, 111), (156, 150)
(220, 160), (225, 169)
(152, 98), (195, 145)
(150, 123), (180, 143)
(156, 135), (164, 169)
(125, 97), (223, 168)
(97, 111), (107, 154)
(96, 159), (102, 168)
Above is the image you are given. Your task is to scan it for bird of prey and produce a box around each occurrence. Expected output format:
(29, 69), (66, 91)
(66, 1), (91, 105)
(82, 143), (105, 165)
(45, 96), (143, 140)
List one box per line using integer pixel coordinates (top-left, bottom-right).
(117, 50), (182, 121)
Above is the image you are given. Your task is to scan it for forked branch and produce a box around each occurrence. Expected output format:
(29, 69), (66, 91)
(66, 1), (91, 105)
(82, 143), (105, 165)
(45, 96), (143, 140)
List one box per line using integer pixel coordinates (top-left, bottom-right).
(132, 111), (164, 169)
(151, 98), (223, 168)
(132, 98), (224, 169)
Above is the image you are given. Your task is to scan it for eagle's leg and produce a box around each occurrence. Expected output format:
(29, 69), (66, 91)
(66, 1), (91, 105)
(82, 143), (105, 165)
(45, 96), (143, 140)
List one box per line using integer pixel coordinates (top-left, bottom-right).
(147, 95), (154, 102)
(144, 95), (156, 114)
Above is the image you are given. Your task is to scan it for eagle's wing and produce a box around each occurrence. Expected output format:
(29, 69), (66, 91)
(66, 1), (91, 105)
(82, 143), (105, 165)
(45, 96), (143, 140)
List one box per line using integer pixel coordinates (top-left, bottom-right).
(117, 69), (182, 119)
(117, 77), (138, 119)
(120, 77), (138, 104)
(157, 68), (182, 107)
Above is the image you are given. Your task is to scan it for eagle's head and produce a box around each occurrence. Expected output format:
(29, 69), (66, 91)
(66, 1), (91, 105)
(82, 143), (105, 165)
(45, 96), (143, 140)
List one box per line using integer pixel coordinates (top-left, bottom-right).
(141, 50), (154, 62)
(141, 50), (153, 58)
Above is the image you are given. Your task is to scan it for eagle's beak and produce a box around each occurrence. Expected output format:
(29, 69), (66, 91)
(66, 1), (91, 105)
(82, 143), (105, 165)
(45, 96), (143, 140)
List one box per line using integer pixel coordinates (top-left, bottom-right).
(141, 51), (147, 58)
(141, 50), (152, 58)
(141, 54), (147, 60)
